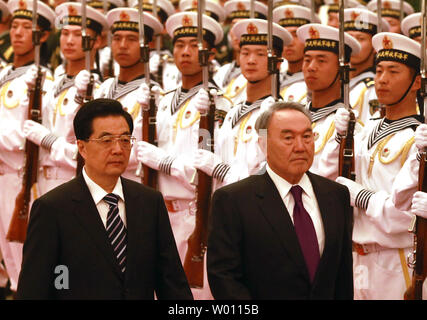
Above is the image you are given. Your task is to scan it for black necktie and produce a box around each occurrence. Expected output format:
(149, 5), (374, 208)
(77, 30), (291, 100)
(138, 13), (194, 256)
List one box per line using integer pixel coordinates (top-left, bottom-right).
(290, 185), (320, 283)
(103, 193), (127, 273)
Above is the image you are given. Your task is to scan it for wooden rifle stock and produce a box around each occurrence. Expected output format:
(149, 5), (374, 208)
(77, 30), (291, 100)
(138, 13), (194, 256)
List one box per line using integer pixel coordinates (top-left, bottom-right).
(404, 152), (427, 300)
(76, 74), (94, 176)
(141, 86), (157, 187)
(338, 111), (356, 180)
(183, 92), (215, 288)
(7, 68), (43, 243)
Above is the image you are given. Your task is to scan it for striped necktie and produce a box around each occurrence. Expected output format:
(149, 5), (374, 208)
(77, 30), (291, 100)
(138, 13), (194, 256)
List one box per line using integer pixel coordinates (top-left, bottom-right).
(103, 193), (127, 273)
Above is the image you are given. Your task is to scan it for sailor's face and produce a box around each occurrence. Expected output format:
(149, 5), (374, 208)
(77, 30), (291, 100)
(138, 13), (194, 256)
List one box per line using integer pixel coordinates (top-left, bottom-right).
(173, 37), (203, 75)
(10, 18), (34, 56)
(240, 44), (270, 82)
(111, 30), (141, 67)
(302, 50), (339, 91)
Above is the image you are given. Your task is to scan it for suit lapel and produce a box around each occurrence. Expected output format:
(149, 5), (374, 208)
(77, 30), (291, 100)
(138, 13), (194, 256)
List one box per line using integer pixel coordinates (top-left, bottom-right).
(71, 175), (124, 280)
(121, 178), (143, 282)
(255, 172), (307, 273)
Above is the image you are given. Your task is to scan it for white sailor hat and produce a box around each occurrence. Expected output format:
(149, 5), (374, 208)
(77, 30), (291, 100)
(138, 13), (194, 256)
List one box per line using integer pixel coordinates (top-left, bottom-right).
(86, 0), (125, 11)
(230, 18), (293, 53)
(224, 0), (268, 20)
(344, 7), (390, 34)
(179, 0), (226, 23)
(129, 0), (175, 24)
(325, 0), (365, 13)
(107, 8), (163, 42)
(166, 11), (223, 46)
(0, 0), (10, 22)
(273, 0), (312, 9)
(297, 23), (361, 61)
(55, 2), (108, 34)
(367, 0), (414, 19)
(401, 12), (423, 40)
(8, 0), (55, 30)
(273, 4), (321, 28)
(372, 32), (421, 71)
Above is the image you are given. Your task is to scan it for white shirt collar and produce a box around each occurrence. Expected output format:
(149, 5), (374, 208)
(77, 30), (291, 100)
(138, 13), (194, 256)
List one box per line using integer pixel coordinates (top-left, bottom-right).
(266, 164), (313, 200)
(82, 167), (125, 205)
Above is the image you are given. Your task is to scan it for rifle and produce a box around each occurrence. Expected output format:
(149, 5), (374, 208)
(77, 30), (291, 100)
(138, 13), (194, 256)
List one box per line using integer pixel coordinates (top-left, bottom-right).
(102, 0), (114, 79)
(267, 0), (281, 100)
(137, 2), (158, 188)
(7, 0), (42, 243)
(76, 0), (95, 176)
(338, 0), (356, 181)
(183, 1), (214, 288)
(404, 0), (427, 300)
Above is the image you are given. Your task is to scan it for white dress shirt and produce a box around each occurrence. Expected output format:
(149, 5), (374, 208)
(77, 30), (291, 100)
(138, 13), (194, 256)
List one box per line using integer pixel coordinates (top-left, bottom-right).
(266, 164), (325, 255)
(82, 168), (127, 228)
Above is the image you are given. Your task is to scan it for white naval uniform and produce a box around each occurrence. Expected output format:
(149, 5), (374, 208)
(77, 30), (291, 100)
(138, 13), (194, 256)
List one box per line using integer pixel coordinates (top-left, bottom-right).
(155, 83), (231, 299)
(37, 71), (103, 196)
(223, 73), (247, 106)
(308, 100), (343, 176)
(212, 96), (274, 190)
(95, 76), (159, 183)
(319, 115), (422, 299)
(279, 73), (307, 103)
(150, 50), (181, 92)
(0, 64), (54, 291)
(213, 60), (241, 91)
(349, 69), (380, 126)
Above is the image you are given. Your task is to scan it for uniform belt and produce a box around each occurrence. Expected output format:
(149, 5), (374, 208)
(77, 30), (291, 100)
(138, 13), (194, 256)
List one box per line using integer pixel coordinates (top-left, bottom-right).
(42, 166), (74, 180)
(0, 163), (19, 175)
(164, 199), (195, 213)
(352, 242), (389, 255)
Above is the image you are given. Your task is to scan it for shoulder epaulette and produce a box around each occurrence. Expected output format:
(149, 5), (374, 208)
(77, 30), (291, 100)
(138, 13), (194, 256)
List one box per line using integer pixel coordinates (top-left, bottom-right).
(363, 77), (374, 88)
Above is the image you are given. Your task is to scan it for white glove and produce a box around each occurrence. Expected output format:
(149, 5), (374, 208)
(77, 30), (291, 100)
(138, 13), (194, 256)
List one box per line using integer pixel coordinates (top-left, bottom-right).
(149, 53), (161, 74)
(136, 141), (166, 170)
(23, 65), (41, 90)
(415, 123), (427, 151)
(334, 108), (350, 136)
(193, 88), (210, 114)
(74, 70), (91, 96)
(136, 83), (150, 107)
(335, 176), (366, 207)
(411, 191), (427, 219)
(193, 149), (222, 176)
(23, 119), (50, 146)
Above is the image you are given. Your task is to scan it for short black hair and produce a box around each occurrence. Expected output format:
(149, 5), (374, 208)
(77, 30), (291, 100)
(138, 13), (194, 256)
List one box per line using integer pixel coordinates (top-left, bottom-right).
(73, 98), (134, 141)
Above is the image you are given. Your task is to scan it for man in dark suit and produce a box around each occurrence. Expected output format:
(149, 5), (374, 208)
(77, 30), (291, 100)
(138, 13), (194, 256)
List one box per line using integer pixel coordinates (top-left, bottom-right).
(16, 99), (193, 300)
(207, 101), (354, 300)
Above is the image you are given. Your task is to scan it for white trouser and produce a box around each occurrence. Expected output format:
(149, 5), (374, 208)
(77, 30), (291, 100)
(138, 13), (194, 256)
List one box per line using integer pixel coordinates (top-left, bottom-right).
(353, 247), (412, 300)
(0, 173), (25, 291)
(166, 200), (213, 300)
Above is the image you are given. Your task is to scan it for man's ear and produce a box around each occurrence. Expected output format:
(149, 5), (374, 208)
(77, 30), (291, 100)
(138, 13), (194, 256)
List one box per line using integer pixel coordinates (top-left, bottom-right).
(412, 74), (421, 92)
(257, 131), (267, 156)
(209, 47), (217, 62)
(77, 140), (87, 161)
(40, 30), (51, 43)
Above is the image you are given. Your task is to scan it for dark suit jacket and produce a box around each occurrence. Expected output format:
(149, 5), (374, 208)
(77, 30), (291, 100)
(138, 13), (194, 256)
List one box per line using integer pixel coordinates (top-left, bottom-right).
(17, 174), (193, 300)
(207, 171), (353, 300)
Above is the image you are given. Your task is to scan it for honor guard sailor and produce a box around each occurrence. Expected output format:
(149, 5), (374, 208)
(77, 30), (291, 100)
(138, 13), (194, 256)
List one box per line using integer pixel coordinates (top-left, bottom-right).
(193, 18), (292, 189)
(135, 11), (232, 299)
(367, 0), (414, 34)
(96, 7), (163, 182)
(321, 32), (423, 299)
(216, 0), (268, 104)
(344, 7), (390, 125)
(23, 2), (108, 197)
(0, 0), (55, 292)
(273, 4), (320, 104)
(297, 23), (361, 175)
